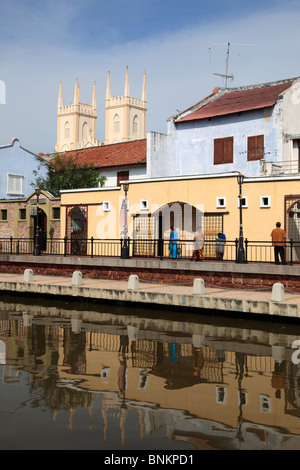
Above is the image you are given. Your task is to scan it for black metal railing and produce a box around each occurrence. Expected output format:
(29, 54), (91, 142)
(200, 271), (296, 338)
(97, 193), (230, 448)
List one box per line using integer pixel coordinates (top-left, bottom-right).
(0, 236), (299, 264)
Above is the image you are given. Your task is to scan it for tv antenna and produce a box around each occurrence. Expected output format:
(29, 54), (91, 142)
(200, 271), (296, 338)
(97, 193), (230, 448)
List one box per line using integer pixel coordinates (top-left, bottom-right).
(209, 42), (255, 88)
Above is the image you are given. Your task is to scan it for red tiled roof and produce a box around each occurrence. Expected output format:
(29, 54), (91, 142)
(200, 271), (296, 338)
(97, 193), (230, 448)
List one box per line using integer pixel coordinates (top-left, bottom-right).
(55, 139), (146, 169)
(176, 82), (293, 122)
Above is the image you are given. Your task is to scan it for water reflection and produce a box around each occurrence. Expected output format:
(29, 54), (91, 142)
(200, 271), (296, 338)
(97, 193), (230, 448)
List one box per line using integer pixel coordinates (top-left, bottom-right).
(1, 296), (300, 450)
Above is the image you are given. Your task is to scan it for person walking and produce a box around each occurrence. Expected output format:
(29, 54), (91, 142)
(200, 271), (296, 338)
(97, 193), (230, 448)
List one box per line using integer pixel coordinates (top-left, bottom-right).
(190, 226), (204, 261)
(169, 225), (180, 258)
(270, 222), (287, 265)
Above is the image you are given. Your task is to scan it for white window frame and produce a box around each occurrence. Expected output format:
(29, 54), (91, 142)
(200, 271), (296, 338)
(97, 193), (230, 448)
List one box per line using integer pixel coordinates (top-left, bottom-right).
(260, 394), (271, 413)
(238, 196), (248, 208)
(260, 195), (271, 208)
(140, 199), (149, 211)
(103, 201), (111, 212)
(216, 386), (226, 404)
(216, 196), (226, 208)
(7, 173), (24, 196)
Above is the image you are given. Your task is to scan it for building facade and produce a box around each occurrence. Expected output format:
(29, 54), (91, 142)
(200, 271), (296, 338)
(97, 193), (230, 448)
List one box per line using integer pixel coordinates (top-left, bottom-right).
(55, 79), (100, 152)
(147, 78), (300, 179)
(54, 138), (147, 188)
(0, 189), (60, 248)
(59, 172), (300, 261)
(104, 67), (147, 145)
(0, 138), (47, 200)
(55, 68), (147, 152)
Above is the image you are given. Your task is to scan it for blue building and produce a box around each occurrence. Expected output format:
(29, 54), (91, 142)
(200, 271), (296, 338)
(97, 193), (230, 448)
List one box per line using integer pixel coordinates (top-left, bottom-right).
(0, 138), (47, 199)
(147, 78), (300, 178)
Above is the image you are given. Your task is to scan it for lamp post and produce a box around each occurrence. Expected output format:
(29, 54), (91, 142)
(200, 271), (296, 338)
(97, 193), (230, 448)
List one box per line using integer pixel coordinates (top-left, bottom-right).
(236, 173), (245, 263)
(34, 186), (41, 256)
(121, 182), (129, 259)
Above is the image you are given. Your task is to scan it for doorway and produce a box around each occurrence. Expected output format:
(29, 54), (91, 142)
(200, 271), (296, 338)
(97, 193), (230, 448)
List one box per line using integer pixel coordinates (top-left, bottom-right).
(32, 208), (47, 252)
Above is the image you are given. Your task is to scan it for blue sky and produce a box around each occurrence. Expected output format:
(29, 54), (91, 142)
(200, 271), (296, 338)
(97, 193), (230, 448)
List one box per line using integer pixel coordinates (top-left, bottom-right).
(1, 0), (300, 154)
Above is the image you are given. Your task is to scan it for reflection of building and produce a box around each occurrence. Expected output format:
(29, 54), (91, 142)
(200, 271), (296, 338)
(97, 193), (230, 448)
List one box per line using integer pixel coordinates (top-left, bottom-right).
(2, 304), (300, 449)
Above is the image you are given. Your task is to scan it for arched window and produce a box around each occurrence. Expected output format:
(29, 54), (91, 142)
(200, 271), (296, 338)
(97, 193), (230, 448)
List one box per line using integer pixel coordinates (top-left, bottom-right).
(64, 121), (70, 139)
(82, 122), (88, 140)
(114, 114), (120, 133)
(133, 115), (139, 134)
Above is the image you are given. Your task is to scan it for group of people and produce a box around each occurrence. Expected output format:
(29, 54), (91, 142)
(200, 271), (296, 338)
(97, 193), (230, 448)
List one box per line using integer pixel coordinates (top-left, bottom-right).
(169, 225), (204, 261)
(168, 221), (288, 265)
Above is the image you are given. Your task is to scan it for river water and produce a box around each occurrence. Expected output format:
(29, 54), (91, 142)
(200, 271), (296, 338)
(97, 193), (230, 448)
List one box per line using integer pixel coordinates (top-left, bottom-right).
(1, 294), (300, 452)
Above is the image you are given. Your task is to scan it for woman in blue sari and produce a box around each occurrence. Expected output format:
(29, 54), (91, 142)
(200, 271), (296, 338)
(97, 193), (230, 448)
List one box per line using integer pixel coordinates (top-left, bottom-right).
(169, 225), (180, 258)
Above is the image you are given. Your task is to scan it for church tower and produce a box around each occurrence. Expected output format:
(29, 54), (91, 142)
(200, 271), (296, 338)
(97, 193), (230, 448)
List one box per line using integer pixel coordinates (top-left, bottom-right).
(55, 79), (101, 152)
(104, 67), (147, 145)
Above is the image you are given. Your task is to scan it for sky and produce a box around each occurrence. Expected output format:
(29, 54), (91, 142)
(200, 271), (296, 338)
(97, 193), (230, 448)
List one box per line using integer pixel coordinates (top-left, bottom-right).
(1, 0), (300, 154)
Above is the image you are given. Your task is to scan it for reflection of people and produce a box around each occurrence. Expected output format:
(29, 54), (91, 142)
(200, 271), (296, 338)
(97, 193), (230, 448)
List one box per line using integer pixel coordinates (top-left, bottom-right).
(270, 222), (286, 265)
(169, 225), (180, 258)
(191, 226), (204, 261)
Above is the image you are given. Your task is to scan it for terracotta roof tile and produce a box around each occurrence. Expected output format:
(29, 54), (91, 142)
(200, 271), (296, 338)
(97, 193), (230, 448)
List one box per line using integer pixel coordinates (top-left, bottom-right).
(177, 82), (293, 122)
(55, 139), (146, 169)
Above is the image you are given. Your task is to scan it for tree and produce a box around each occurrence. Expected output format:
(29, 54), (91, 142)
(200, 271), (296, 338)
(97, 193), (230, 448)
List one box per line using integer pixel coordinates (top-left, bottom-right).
(31, 154), (106, 197)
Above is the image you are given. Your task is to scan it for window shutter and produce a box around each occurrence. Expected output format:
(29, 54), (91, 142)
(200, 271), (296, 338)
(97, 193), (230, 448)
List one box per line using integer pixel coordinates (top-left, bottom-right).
(248, 135), (264, 161)
(117, 170), (129, 187)
(214, 137), (233, 164)
(223, 137), (233, 163)
(214, 139), (223, 164)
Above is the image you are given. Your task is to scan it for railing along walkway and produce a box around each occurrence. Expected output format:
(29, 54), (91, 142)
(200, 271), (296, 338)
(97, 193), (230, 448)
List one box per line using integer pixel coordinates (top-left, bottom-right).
(0, 237), (299, 265)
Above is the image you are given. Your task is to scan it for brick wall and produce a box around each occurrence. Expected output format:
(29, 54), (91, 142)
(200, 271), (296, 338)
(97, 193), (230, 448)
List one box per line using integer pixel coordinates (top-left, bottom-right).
(0, 260), (299, 292)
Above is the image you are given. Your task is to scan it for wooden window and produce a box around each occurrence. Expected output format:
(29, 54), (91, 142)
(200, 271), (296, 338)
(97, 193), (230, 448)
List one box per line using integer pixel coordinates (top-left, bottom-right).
(247, 135), (264, 161)
(1, 209), (7, 221)
(117, 170), (129, 187)
(214, 137), (233, 164)
(19, 208), (26, 220)
(7, 174), (23, 195)
(52, 207), (60, 219)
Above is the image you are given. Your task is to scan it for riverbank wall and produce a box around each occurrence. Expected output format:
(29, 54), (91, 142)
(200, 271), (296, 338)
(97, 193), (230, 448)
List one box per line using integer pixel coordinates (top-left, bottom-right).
(0, 254), (299, 292)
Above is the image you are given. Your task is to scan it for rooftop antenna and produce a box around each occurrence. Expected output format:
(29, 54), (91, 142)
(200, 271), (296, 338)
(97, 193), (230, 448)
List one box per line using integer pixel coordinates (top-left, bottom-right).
(209, 42), (255, 88)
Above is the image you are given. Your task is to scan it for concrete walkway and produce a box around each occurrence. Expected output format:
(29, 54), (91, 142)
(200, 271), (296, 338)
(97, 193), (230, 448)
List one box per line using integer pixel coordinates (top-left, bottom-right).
(1, 270), (300, 321)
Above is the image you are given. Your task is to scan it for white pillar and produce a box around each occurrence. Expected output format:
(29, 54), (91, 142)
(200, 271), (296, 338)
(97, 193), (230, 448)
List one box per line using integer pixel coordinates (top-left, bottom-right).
(72, 271), (83, 286)
(193, 278), (205, 295)
(23, 269), (34, 282)
(127, 274), (139, 290)
(271, 282), (285, 302)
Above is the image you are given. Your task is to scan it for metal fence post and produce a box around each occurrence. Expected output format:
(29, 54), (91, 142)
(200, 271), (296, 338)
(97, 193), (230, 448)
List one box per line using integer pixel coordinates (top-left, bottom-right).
(235, 238), (238, 263)
(289, 238), (293, 266)
(91, 236), (94, 258)
(64, 236), (67, 257)
(244, 238), (248, 263)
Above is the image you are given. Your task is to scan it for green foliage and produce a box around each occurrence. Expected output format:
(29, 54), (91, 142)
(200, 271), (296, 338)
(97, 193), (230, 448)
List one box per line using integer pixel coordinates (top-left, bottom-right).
(31, 154), (106, 197)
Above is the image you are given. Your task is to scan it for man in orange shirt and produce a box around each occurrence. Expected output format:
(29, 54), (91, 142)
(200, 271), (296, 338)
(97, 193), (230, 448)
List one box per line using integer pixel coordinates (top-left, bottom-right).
(271, 222), (287, 265)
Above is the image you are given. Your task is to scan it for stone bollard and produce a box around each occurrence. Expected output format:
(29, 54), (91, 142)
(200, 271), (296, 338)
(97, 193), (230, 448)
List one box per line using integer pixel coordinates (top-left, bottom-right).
(23, 269), (34, 282)
(71, 317), (82, 333)
(72, 271), (83, 286)
(271, 282), (285, 302)
(127, 274), (139, 290)
(193, 278), (205, 295)
(127, 325), (139, 341)
(192, 334), (205, 348)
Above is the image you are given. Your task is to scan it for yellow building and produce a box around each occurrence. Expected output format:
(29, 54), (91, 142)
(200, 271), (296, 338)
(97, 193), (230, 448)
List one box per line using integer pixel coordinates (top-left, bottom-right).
(60, 172), (300, 262)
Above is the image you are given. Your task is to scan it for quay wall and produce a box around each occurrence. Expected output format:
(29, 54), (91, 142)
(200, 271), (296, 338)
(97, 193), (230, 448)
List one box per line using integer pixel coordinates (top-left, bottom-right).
(0, 255), (300, 292)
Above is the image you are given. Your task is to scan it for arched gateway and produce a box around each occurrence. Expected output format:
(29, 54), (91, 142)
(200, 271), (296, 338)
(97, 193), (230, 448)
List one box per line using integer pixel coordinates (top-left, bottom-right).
(132, 201), (225, 259)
